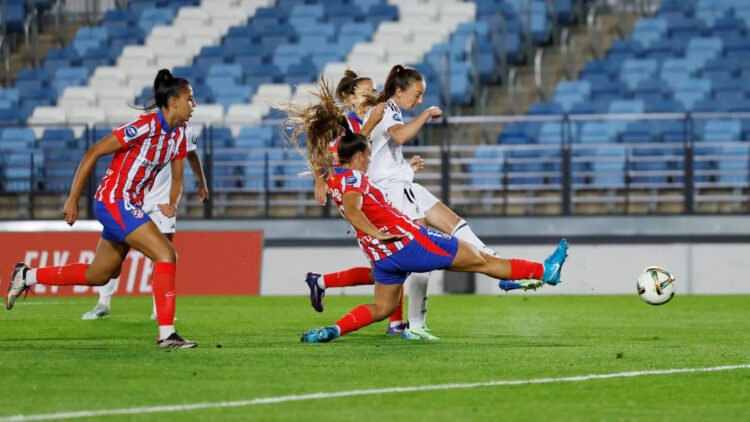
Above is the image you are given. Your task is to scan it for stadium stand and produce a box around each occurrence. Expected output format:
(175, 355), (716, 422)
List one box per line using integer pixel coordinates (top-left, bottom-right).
(1, 0), (749, 218)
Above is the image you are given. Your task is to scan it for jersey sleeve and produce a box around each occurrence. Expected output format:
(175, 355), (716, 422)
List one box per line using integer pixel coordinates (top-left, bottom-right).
(380, 102), (404, 134)
(342, 170), (368, 196)
(112, 115), (151, 150)
(185, 125), (197, 153)
(172, 126), (189, 160)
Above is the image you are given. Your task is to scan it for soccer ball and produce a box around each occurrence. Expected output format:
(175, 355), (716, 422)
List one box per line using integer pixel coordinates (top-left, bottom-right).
(637, 266), (675, 305)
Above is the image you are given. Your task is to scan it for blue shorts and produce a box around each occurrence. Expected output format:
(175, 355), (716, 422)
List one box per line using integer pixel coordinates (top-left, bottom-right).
(94, 200), (152, 243)
(372, 227), (459, 285)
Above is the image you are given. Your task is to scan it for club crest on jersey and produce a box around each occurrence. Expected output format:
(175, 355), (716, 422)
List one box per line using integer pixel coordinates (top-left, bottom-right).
(125, 125), (138, 139)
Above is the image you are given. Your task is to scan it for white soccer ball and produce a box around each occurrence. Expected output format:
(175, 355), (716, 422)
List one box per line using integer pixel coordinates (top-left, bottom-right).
(637, 266), (676, 305)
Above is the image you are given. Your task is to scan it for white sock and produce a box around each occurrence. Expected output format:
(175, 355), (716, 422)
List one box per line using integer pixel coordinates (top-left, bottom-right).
(452, 219), (496, 256)
(25, 268), (38, 286)
(159, 325), (175, 340)
(406, 272), (430, 329)
(97, 278), (118, 297)
(98, 295), (112, 307)
(317, 274), (326, 289)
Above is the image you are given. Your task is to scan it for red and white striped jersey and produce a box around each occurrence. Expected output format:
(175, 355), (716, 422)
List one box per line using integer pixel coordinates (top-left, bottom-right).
(329, 167), (421, 262)
(95, 110), (189, 206)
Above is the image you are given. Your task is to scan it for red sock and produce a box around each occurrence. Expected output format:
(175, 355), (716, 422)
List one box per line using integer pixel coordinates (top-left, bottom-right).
(152, 262), (176, 326)
(36, 263), (89, 285)
(334, 305), (374, 336)
(323, 267), (372, 288)
(509, 259), (544, 280)
(389, 289), (404, 323)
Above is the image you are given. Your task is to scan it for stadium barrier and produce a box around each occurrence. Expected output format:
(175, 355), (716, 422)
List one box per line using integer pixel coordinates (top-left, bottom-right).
(0, 228), (264, 296)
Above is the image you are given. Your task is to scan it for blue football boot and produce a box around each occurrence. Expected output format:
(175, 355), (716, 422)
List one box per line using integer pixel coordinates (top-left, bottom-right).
(542, 239), (568, 285)
(300, 325), (340, 343)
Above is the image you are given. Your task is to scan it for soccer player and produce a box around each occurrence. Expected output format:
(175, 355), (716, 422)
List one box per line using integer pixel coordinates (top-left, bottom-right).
(280, 86), (568, 343)
(6, 69), (198, 348)
(81, 135), (208, 320)
(310, 66), (521, 341)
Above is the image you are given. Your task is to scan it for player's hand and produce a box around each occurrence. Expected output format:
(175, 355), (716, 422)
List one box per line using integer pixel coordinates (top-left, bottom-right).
(368, 102), (387, 126)
(409, 155), (424, 172)
(198, 183), (209, 203)
(424, 106), (443, 122)
(62, 196), (78, 226)
(158, 203), (177, 218)
(314, 177), (328, 205)
(376, 232), (406, 242)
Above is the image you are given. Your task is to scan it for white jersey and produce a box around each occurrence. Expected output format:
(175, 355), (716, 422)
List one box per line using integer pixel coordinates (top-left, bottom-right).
(142, 125), (197, 213)
(365, 99), (414, 187)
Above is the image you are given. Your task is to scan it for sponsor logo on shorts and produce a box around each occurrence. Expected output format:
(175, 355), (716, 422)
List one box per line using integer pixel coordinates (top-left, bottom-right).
(427, 228), (451, 239)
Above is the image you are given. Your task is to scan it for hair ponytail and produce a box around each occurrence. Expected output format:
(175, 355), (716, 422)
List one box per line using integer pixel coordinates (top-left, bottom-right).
(276, 77), (346, 176)
(335, 68), (373, 108)
(377, 64), (423, 103)
(141, 69), (190, 111)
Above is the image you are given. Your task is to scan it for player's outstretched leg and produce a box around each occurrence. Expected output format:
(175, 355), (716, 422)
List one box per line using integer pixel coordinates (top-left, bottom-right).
(6, 262), (31, 310)
(301, 282), (401, 343)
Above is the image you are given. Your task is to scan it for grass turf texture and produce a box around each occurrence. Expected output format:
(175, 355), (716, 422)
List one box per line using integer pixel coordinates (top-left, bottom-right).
(1, 295), (748, 421)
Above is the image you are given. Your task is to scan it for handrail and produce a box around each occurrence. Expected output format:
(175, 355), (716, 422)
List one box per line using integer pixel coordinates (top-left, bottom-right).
(533, 48), (546, 101)
(586, 1), (605, 59)
(560, 27), (575, 80)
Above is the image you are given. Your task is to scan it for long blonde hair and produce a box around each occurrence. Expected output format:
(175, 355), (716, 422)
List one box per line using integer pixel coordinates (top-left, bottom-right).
(276, 78), (346, 176)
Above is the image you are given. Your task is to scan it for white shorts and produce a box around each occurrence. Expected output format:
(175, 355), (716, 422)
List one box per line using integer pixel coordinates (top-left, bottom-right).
(381, 182), (440, 221)
(147, 208), (176, 234)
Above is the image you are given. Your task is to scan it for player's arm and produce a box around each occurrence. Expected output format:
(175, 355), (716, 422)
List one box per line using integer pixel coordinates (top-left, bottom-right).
(160, 158), (185, 218)
(388, 107), (443, 145)
(187, 150), (209, 203)
(342, 191), (404, 242)
(360, 103), (386, 137)
(312, 166), (328, 205)
(63, 134), (122, 226)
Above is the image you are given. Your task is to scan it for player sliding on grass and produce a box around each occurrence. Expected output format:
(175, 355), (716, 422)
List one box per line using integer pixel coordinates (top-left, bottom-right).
(281, 81), (568, 343)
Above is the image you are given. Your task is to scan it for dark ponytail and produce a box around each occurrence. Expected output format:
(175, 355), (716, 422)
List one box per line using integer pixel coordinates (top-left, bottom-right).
(337, 132), (369, 165)
(335, 69), (372, 104)
(376, 64), (423, 103)
(142, 69), (190, 111)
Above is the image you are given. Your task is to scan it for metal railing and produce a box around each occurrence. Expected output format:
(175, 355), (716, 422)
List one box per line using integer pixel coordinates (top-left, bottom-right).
(1, 112), (749, 219)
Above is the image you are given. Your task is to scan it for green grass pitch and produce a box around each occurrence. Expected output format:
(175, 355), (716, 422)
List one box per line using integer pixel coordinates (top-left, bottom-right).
(1, 295), (748, 421)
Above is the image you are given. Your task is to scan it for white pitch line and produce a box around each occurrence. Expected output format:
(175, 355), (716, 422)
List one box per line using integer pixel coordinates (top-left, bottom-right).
(2, 364), (748, 421)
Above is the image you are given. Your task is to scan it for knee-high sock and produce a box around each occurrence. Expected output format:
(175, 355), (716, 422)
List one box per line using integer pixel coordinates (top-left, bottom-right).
(334, 304), (374, 336)
(321, 267), (371, 288)
(32, 264), (89, 286)
(509, 259), (544, 280)
(452, 219), (496, 256)
(388, 289), (404, 326)
(406, 272), (430, 329)
(152, 262), (176, 338)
